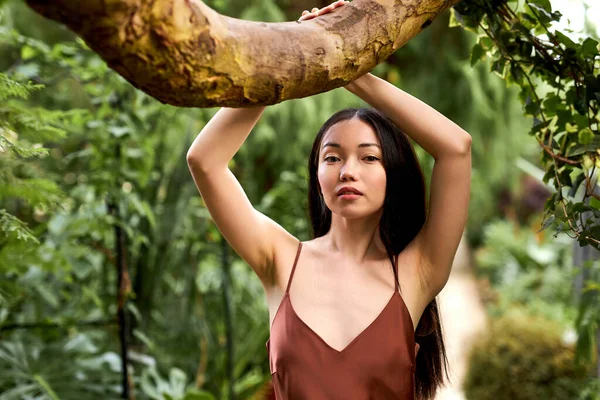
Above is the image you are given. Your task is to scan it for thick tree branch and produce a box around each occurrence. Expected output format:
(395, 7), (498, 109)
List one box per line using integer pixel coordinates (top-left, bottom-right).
(26, 0), (460, 107)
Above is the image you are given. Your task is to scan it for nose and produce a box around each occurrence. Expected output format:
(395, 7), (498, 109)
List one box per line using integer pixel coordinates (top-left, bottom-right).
(339, 162), (357, 181)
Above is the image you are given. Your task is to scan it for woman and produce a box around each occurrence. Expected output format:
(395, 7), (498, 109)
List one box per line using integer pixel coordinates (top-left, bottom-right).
(186, 2), (471, 398)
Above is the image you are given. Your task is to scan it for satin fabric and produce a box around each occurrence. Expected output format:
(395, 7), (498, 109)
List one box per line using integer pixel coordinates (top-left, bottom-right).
(266, 241), (418, 400)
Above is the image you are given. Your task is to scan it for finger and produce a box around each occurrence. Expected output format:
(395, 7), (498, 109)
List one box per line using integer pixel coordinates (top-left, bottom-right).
(298, 13), (315, 21)
(311, 7), (319, 12)
(302, 10), (309, 14)
(330, 1), (344, 10)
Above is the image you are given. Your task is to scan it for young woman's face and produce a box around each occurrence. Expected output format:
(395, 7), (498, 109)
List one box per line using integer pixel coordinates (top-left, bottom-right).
(317, 118), (387, 220)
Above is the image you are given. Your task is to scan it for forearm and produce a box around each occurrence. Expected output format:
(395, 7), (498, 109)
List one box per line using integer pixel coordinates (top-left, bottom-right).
(346, 74), (471, 160)
(186, 106), (267, 172)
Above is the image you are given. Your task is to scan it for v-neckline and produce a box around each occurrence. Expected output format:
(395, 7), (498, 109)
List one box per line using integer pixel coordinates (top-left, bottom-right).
(285, 290), (399, 355)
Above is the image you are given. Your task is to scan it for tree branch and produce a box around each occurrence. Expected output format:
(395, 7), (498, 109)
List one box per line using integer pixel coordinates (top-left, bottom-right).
(25, 0), (461, 107)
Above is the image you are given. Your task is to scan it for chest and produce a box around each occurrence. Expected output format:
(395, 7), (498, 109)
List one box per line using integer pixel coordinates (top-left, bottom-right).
(267, 256), (399, 353)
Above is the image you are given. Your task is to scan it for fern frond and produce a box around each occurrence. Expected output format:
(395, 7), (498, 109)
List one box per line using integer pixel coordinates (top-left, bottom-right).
(0, 209), (39, 244)
(0, 73), (43, 102)
(0, 178), (64, 209)
(0, 132), (49, 159)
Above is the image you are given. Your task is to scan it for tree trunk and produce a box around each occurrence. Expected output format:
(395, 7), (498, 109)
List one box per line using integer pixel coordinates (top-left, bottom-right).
(25, 0), (460, 107)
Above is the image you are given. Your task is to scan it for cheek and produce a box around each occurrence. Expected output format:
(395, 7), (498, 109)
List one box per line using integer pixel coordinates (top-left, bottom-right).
(374, 170), (387, 199)
(317, 167), (335, 190)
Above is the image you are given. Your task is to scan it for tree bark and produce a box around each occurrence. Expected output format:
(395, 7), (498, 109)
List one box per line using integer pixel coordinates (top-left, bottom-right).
(25, 0), (460, 107)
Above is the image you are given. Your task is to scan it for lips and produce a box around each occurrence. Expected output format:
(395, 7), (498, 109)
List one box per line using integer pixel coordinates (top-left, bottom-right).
(337, 186), (363, 196)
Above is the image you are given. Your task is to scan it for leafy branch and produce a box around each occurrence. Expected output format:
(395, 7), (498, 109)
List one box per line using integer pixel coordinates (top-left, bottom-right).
(452, 0), (600, 249)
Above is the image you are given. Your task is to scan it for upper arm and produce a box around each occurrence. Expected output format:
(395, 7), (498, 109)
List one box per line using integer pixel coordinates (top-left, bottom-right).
(414, 139), (472, 299)
(187, 164), (287, 286)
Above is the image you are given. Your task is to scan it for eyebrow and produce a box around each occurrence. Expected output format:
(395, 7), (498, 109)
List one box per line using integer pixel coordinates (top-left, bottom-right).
(322, 142), (381, 149)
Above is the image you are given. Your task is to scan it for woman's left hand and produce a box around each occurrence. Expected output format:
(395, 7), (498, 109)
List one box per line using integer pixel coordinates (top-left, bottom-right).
(298, 0), (348, 21)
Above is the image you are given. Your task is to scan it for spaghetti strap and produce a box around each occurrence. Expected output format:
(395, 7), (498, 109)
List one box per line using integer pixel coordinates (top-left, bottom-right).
(285, 241), (302, 294)
(393, 254), (399, 291)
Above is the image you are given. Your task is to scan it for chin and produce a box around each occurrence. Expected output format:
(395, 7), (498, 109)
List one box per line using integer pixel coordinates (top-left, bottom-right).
(331, 207), (380, 220)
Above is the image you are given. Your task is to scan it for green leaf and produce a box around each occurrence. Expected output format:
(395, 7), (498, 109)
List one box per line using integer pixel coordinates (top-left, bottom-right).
(538, 214), (555, 232)
(470, 43), (486, 66)
(491, 59), (508, 78)
(568, 172), (585, 198)
(20, 46), (37, 61)
(33, 374), (60, 400)
(108, 126), (131, 138)
(568, 137), (600, 157)
(527, 0), (552, 13)
(449, 8), (464, 28)
(554, 31), (577, 50)
(581, 38), (599, 57)
(509, 63), (524, 84)
(542, 94), (561, 116)
(519, 12), (538, 29)
(478, 36), (494, 51)
(527, 3), (559, 24)
(578, 128), (594, 145)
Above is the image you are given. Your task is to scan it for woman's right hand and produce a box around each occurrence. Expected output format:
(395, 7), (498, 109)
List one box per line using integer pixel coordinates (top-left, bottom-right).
(298, 0), (348, 21)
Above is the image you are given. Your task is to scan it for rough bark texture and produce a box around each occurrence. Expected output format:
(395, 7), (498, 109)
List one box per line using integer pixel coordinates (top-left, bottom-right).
(26, 0), (460, 107)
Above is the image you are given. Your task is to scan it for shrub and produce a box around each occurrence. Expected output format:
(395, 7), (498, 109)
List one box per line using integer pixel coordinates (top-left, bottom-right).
(464, 309), (593, 400)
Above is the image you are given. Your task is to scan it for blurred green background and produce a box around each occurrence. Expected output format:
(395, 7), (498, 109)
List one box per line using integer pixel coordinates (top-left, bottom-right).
(0, 0), (599, 398)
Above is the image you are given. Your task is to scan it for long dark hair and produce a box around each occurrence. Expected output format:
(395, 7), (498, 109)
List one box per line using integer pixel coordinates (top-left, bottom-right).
(307, 107), (449, 399)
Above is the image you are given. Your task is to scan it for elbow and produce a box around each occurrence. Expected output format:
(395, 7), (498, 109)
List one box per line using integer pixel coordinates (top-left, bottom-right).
(186, 149), (198, 165)
(186, 149), (207, 174)
(436, 133), (472, 160)
(186, 150), (225, 175)
(186, 149), (198, 168)
(461, 134), (472, 155)
(452, 131), (472, 156)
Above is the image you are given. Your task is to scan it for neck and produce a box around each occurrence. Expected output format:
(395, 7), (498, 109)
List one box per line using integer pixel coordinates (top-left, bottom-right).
(320, 210), (387, 264)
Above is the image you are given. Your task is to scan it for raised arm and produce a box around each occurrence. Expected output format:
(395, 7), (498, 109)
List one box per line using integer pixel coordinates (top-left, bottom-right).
(186, 107), (289, 286)
(346, 73), (472, 302)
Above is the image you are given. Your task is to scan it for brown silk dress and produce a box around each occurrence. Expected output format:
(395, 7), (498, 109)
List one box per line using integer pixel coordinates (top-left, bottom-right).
(266, 241), (419, 400)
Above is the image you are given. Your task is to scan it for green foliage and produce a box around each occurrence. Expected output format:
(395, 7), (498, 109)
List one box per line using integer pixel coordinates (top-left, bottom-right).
(575, 258), (600, 366)
(0, 209), (37, 243)
(464, 309), (593, 400)
(0, 72), (43, 101)
(452, 0), (600, 250)
(454, 0), (600, 379)
(0, 333), (122, 399)
(0, 70), (71, 247)
(474, 217), (577, 329)
(240, 0), (286, 22)
(578, 378), (600, 400)
(473, 216), (600, 369)
(475, 218), (571, 286)
(140, 367), (216, 400)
